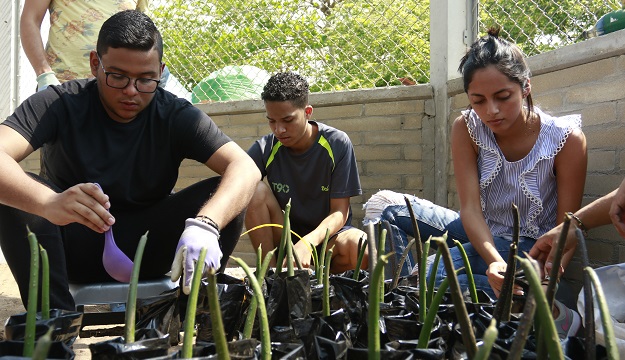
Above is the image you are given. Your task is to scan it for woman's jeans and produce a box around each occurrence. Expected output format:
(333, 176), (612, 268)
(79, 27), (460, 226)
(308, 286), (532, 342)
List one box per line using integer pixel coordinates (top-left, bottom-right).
(380, 195), (535, 299)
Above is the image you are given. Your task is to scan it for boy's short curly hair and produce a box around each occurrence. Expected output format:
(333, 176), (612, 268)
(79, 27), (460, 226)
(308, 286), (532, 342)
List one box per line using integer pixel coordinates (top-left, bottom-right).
(261, 72), (309, 109)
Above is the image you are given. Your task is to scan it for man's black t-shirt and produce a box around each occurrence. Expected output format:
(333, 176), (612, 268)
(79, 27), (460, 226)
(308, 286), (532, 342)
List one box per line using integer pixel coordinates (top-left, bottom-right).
(4, 79), (230, 211)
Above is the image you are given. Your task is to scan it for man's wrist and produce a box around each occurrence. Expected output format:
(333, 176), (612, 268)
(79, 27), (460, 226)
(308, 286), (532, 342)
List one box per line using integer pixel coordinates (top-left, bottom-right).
(195, 215), (220, 233)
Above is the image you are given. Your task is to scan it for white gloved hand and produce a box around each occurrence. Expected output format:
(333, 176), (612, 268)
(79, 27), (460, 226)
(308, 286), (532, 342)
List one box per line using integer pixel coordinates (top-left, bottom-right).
(170, 218), (222, 294)
(36, 71), (60, 92)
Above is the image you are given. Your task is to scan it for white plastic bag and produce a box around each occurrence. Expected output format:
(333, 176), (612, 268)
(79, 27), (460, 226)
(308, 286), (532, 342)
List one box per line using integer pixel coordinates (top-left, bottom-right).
(577, 263), (625, 355)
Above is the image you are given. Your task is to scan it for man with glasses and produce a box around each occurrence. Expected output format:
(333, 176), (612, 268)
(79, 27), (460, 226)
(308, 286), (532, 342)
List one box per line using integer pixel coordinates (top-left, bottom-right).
(0, 10), (260, 311)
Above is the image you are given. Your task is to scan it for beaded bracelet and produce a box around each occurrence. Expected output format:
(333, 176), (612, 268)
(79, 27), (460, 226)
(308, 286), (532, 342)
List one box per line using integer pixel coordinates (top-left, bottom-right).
(568, 213), (588, 237)
(195, 215), (220, 233)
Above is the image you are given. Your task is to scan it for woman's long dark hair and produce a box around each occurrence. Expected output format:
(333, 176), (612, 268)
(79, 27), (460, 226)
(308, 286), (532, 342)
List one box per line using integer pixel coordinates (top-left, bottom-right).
(459, 27), (534, 121)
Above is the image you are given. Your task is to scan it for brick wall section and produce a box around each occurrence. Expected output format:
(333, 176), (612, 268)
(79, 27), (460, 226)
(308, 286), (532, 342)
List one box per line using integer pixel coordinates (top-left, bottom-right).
(16, 32), (625, 270)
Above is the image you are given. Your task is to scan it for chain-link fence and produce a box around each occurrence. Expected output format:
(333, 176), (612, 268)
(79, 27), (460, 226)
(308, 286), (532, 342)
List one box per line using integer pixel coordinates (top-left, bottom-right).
(149, 0), (430, 102)
(149, 0), (621, 102)
(476, 0), (623, 57)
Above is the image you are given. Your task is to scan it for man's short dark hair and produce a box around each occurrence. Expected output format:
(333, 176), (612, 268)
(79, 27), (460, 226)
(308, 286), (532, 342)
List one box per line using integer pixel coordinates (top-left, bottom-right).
(97, 10), (163, 61)
(261, 72), (309, 109)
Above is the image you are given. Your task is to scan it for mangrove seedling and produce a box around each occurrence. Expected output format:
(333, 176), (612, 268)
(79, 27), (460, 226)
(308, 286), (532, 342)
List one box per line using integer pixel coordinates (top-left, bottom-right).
(231, 256), (271, 360)
(517, 256), (563, 359)
(322, 246), (334, 317)
(508, 291), (536, 360)
(434, 236), (477, 359)
(403, 195), (424, 279)
(207, 267), (230, 360)
(575, 226), (596, 360)
(39, 244), (50, 320)
(474, 318), (498, 360)
(353, 235), (368, 280)
(124, 231), (148, 344)
(585, 266), (619, 360)
(24, 226), (40, 358)
(274, 200), (291, 275)
(391, 238), (415, 290)
(493, 204), (520, 323)
(453, 238), (478, 304)
(32, 326), (54, 360)
(426, 247), (442, 307)
(377, 227), (387, 304)
(242, 248), (275, 339)
(545, 213), (572, 310)
(181, 247), (207, 358)
(492, 243), (517, 323)
(368, 253), (391, 360)
(417, 268), (462, 349)
(317, 229), (331, 282)
(419, 237), (432, 322)
(365, 222), (377, 275)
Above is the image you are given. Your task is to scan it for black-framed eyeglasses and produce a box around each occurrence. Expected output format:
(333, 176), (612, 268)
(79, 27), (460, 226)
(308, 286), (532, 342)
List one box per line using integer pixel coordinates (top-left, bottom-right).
(97, 53), (161, 93)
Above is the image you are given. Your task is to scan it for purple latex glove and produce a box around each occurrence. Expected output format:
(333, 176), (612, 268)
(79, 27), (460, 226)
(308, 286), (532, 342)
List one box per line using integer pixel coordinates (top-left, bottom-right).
(170, 218), (222, 294)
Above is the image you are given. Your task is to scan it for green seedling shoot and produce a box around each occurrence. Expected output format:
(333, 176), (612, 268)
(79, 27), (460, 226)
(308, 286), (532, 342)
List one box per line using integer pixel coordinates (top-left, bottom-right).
(275, 200), (291, 275)
(39, 244), (50, 320)
(545, 213), (572, 310)
(517, 256), (563, 359)
(474, 319), (498, 360)
(243, 248), (275, 339)
(353, 235), (368, 280)
(403, 195), (424, 278)
(377, 228), (387, 304)
(181, 247), (207, 358)
(124, 231), (148, 344)
(434, 236), (477, 359)
(365, 223), (377, 276)
(417, 268), (461, 348)
(256, 245), (262, 277)
(575, 226), (596, 359)
(317, 229), (330, 282)
(426, 247), (442, 307)
(492, 243), (517, 323)
(284, 202), (295, 277)
(322, 246), (334, 317)
(508, 291), (536, 360)
(32, 326), (54, 360)
(368, 253), (391, 360)
(231, 256), (271, 360)
(419, 237), (431, 322)
(493, 203), (520, 323)
(391, 238), (415, 290)
(585, 266), (619, 360)
(453, 239), (478, 304)
(207, 267), (230, 360)
(24, 226), (39, 358)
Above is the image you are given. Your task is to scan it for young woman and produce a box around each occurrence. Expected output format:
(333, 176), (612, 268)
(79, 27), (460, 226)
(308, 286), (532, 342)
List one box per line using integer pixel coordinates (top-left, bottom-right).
(372, 28), (587, 338)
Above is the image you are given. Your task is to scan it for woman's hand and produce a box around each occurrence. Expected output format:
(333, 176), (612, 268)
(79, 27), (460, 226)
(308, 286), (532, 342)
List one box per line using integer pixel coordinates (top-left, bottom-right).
(486, 261), (524, 298)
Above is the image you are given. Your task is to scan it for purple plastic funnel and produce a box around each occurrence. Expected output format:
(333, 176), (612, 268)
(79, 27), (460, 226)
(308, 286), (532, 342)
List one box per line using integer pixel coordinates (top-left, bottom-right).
(94, 183), (134, 283)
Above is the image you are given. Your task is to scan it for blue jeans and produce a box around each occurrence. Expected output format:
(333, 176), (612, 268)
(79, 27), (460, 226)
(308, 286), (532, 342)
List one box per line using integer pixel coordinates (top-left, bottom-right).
(380, 195), (535, 298)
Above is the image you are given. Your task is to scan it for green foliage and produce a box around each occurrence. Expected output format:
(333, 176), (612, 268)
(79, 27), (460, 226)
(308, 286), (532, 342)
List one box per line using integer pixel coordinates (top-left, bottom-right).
(478, 0), (621, 56)
(149, 0), (429, 93)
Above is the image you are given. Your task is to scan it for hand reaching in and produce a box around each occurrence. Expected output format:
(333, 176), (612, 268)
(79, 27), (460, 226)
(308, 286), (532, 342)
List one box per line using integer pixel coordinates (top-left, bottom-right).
(171, 218), (221, 294)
